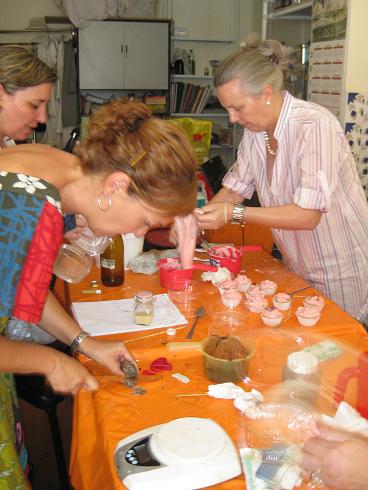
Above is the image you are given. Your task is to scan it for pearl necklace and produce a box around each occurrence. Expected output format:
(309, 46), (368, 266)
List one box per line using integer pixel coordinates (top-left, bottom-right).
(264, 131), (277, 156)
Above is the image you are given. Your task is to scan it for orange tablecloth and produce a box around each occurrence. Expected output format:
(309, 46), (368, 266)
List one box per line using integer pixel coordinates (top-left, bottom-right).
(68, 251), (368, 490)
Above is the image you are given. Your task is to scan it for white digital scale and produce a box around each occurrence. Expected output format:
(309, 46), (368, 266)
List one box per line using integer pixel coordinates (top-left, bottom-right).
(114, 417), (242, 490)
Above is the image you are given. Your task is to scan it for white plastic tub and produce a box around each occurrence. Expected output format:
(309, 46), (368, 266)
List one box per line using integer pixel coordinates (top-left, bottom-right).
(122, 233), (144, 269)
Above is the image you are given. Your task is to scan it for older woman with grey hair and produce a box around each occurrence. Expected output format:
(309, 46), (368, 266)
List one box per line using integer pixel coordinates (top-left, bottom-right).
(195, 33), (368, 324)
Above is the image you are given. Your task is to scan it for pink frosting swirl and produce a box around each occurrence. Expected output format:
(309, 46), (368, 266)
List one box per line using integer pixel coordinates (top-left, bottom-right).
(235, 274), (252, 286)
(222, 289), (242, 300)
(210, 245), (242, 259)
(303, 295), (325, 311)
(261, 307), (282, 319)
(259, 280), (277, 294)
(247, 296), (268, 310)
(219, 279), (238, 290)
(273, 293), (291, 303)
(297, 306), (320, 319)
(246, 284), (264, 298)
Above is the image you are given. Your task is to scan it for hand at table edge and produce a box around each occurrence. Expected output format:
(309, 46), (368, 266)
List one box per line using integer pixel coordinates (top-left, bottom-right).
(80, 337), (136, 376)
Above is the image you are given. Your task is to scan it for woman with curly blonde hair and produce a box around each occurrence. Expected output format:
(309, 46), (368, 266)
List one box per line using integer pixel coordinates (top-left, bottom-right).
(0, 96), (197, 487)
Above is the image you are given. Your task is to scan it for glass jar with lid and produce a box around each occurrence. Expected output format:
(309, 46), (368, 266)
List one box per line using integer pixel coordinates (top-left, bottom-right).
(133, 290), (155, 326)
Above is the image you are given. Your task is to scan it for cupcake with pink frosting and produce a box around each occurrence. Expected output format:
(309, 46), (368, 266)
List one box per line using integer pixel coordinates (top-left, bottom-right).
(246, 295), (268, 313)
(246, 284), (264, 299)
(296, 306), (321, 327)
(235, 274), (253, 293)
(303, 295), (325, 312)
(273, 293), (292, 311)
(218, 279), (238, 297)
(222, 289), (242, 308)
(261, 307), (283, 326)
(259, 280), (278, 296)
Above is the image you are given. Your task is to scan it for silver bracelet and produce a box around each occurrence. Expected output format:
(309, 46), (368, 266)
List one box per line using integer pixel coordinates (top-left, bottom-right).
(70, 331), (91, 355)
(231, 204), (246, 224)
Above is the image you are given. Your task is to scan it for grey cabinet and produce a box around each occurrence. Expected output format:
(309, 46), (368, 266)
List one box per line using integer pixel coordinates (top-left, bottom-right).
(78, 20), (169, 90)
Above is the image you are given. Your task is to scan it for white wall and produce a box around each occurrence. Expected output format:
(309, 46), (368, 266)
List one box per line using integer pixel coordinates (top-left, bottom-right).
(0, 0), (65, 43)
(0, 0), (63, 29)
(345, 0), (368, 92)
(239, 0), (263, 42)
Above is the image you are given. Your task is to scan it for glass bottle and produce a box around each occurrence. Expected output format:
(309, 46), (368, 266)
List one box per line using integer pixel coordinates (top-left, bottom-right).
(100, 235), (124, 287)
(174, 58), (184, 74)
(133, 290), (155, 326)
(188, 49), (195, 75)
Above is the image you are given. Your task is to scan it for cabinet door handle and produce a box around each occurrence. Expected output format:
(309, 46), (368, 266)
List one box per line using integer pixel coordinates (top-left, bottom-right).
(121, 44), (124, 53)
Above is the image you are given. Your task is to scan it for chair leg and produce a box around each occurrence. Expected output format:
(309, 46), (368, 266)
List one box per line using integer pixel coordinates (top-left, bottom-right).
(45, 405), (71, 490)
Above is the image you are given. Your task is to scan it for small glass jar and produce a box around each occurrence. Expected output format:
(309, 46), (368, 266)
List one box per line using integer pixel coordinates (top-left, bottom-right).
(133, 290), (155, 326)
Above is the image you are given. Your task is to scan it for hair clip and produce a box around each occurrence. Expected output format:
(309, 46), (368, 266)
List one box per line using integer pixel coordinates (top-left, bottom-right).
(131, 149), (146, 167)
(269, 54), (279, 65)
(125, 121), (137, 133)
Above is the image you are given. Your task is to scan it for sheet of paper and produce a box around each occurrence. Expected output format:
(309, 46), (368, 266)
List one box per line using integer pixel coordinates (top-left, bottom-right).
(71, 293), (188, 336)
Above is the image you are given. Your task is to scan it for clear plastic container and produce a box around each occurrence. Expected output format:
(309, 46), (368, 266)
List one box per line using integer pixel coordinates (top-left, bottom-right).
(167, 279), (202, 318)
(53, 243), (92, 283)
(133, 290), (155, 326)
(238, 402), (318, 490)
(71, 226), (110, 256)
(282, 351), (321, 406)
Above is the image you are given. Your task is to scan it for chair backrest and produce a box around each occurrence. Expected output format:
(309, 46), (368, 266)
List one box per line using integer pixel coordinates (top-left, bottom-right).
(244, 222), (274, 254)
(203, 222), (274, 254)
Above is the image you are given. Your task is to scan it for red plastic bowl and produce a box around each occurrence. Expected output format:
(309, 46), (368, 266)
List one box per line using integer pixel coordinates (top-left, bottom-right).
(158, 258), (216, 290)
(208, 245), (243, 274)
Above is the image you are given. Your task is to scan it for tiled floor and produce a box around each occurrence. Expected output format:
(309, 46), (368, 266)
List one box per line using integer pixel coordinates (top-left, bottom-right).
(19, 397), (73, 490)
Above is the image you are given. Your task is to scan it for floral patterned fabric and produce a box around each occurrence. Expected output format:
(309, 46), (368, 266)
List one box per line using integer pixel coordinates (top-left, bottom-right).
(0, 319), (29, 490)
(0, 172), (63, 323)
(0, 172), (64, 487)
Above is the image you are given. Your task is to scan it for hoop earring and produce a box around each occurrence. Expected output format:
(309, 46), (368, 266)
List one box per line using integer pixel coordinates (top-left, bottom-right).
(97, 193), (112, 211)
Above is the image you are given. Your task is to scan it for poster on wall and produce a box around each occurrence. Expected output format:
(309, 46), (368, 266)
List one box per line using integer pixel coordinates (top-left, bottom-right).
(312, 0), (347, 43)
(308, 39), (344, 118)
(308, 0), (347, 121)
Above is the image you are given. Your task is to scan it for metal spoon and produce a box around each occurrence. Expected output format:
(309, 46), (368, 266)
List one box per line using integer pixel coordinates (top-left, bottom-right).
(186, 306), (206, 340)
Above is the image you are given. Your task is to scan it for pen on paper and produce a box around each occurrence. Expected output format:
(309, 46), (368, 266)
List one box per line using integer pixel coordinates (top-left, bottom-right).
(82, 289), (102, 295)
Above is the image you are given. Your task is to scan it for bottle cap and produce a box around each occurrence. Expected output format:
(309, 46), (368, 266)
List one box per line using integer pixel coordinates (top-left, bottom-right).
(135, 290), (153, 302)
(287, 351), (319, 375)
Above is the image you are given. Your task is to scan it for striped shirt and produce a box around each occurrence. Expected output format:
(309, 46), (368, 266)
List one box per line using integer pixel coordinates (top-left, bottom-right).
(223, 91), (368, 323)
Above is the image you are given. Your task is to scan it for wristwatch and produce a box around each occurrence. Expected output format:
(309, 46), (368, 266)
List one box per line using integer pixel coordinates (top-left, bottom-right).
(231, 204), (246, 224)
(70, 331), (91, 355)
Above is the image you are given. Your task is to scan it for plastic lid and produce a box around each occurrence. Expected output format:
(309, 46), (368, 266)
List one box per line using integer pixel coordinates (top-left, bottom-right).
(135, 290), (154, 302)
(287, 351), (319, 375)
(71, 227), (110, 256)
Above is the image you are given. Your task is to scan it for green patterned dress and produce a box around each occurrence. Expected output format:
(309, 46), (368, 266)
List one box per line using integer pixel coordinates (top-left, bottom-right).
(0, 319), (29, 490)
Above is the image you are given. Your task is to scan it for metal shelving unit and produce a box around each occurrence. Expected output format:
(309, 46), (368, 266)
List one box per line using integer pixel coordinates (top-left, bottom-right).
(262, 1), (312, 38)
(171, 37), (234, 43)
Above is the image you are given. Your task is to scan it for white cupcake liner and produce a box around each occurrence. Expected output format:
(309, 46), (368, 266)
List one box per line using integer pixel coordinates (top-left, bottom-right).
(261, 314), (283, 326)
(296, 314), (320, 327)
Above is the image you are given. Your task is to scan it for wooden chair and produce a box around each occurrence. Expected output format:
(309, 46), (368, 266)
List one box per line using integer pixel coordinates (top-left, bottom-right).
(204, 222), (274, 254)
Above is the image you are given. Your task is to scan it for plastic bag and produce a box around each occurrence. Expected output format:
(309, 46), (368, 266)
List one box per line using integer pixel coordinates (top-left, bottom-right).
(5, 318), (56, 344)
(171, 118), (212, 164)
(129, 249), (178, 275)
